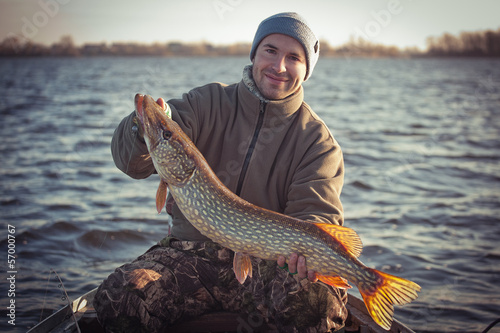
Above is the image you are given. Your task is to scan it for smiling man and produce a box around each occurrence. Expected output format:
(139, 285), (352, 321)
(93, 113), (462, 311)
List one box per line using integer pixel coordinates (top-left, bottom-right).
(251, 33), (307, 99)
(95, 12), (347, 332)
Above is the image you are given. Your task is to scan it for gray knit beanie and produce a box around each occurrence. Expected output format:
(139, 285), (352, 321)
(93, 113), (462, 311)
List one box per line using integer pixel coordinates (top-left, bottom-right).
(250, 12), (319, 81)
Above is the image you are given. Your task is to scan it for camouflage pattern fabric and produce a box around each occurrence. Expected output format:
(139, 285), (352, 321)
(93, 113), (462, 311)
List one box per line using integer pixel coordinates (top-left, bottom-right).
(93, 238), (348, 332)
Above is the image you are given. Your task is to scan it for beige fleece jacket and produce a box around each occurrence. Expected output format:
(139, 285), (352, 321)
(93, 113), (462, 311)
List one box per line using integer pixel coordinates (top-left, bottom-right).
(111, 77), (344, 241)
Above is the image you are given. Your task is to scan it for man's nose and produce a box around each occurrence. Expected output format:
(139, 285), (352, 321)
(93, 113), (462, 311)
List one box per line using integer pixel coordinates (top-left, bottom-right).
(272, 56), (286, 73)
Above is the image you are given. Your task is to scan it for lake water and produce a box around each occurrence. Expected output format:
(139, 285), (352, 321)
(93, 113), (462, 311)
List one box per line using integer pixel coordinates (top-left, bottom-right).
(0, 56), (499, 332)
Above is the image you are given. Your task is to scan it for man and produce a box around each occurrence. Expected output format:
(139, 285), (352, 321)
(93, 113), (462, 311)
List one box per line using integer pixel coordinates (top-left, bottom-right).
(94, 12), (347, 332)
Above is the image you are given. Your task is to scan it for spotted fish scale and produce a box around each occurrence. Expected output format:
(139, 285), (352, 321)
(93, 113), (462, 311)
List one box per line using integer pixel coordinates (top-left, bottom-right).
(134, 94), (420, 330)
(174, 170), (335, 264)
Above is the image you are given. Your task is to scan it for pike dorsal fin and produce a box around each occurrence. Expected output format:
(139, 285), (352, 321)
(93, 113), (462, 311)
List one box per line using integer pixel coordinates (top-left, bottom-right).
(315, 223), (363, 258)
(156, 181), (168, 214)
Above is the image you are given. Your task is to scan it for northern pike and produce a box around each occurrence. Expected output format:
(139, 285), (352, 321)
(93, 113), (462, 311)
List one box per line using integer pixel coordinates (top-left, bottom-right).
(134, 93), (421, 330)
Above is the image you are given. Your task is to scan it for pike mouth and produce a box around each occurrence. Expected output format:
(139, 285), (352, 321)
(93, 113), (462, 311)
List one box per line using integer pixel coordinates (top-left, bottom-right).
(135, 94), (145, 120)
(135, 93), (167, 120)
(134, 94), (169, 151)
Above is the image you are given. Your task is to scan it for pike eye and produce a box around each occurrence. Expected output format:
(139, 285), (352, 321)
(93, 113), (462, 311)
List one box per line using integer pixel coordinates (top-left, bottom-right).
(163, 130), (172, 140)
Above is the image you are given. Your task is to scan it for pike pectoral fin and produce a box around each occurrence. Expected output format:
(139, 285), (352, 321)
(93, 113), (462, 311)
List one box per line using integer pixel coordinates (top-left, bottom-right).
(156, 181), (168, 214)
(233, 252), (252, 284)
(316, 274), (352, 289)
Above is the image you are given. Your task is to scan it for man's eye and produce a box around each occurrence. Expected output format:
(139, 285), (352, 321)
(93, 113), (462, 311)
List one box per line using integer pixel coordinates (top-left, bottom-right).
(163, 130), (172, 140)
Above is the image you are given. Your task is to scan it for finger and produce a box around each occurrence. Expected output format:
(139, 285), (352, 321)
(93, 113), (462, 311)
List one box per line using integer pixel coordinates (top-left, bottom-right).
(297, 256), (307, 279)
(288, 253), (298, 274)
(156, 98), (167, 110)
(277, 255), (286, 268)
(308, 270), (318, 283)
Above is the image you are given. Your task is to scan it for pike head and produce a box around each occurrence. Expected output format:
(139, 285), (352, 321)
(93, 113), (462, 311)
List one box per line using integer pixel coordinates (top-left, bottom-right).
(134, 93), (196, 187)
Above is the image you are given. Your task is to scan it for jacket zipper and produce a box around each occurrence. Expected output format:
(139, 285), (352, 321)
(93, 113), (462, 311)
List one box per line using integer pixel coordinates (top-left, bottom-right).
(235, 100), (266, 196)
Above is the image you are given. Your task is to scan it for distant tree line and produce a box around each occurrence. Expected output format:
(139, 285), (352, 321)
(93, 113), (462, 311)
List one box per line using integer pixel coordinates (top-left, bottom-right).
(320, 36), (419, 58)
(1, 28), (499, 58)
(425, 28), (500, 57)
(322, 27), (500, 58)
(0, 35), (252, 57)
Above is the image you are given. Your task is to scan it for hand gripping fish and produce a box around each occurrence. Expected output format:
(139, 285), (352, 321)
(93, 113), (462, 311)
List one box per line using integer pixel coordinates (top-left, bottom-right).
(134, 94), (421, 330)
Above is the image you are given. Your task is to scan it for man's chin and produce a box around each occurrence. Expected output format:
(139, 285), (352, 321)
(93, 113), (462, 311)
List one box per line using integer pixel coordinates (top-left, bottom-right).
(261, 87), (288, 100)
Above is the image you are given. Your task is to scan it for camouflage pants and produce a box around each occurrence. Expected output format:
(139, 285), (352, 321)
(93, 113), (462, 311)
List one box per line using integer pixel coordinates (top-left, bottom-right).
(93, 238), (347, 332)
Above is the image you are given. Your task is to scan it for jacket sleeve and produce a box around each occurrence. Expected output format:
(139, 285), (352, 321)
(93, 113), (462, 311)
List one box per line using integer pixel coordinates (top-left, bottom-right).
(110, 111), (156, 179)
(285, 134), (345, 226)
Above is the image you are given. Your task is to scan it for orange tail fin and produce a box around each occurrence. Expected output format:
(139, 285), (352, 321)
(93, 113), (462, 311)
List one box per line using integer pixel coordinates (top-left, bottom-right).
(359, 269), (421, 330)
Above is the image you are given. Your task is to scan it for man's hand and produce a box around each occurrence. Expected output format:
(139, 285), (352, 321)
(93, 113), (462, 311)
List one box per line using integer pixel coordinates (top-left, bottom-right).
(277, 253), (318, 282)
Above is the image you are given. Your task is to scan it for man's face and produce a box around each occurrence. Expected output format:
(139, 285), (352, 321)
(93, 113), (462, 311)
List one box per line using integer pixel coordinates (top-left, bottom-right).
(252, 34), (307, 100)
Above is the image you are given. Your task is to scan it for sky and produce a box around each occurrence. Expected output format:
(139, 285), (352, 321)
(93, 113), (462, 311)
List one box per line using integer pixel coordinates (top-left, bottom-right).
(1, 0), (499, 50)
